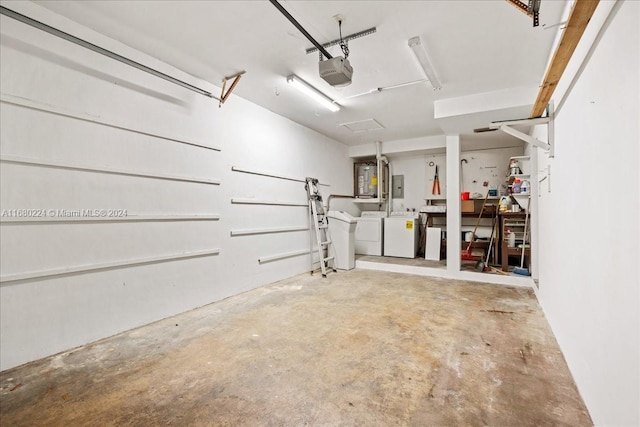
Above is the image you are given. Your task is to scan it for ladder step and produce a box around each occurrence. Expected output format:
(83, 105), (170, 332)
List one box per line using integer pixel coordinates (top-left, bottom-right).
(320, 240), (331, 246)
(319, 225), (328, 229)
(323, 256), (334, 263)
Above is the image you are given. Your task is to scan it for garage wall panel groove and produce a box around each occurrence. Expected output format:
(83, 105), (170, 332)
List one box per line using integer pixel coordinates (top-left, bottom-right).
(0, 3), (352, 371)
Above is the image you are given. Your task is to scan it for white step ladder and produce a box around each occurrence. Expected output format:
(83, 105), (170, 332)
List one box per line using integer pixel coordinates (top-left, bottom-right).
(305, 177), (335, 277)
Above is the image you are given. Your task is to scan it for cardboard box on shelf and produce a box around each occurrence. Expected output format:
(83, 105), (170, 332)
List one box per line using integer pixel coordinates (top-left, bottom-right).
(461, 199), (497, 214)
(461, 200), (475, 213)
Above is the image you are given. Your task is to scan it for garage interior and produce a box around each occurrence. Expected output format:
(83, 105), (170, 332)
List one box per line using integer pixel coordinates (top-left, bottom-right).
(0, 1), (638, 426)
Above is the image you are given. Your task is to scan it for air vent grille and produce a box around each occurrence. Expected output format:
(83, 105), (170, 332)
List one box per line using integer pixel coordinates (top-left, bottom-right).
(339, 118), (384, 133)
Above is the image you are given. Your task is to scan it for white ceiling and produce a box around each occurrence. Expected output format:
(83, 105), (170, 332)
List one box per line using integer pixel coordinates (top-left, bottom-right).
(34, 0), (566, 147)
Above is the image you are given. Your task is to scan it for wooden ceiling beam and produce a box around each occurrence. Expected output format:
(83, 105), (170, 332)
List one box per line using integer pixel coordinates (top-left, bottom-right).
(530, 0), (600, 118)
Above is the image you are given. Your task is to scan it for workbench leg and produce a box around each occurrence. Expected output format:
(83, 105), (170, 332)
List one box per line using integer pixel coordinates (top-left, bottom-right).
(502, 245), (508, 272)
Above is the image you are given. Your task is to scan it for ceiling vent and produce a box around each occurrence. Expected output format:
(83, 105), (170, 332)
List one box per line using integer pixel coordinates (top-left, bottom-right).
(339, 119), (384, 133)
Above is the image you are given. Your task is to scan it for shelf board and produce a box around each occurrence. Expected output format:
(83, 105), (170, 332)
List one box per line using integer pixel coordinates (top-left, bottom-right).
(510, 174), (530, 178)
(353, 198), (385, 204)
(510, 156), (530, 160)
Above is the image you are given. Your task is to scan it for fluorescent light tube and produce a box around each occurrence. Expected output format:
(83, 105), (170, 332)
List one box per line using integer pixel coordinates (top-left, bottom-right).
(408, 36), (442, 91)
(286, 74), (340, 112)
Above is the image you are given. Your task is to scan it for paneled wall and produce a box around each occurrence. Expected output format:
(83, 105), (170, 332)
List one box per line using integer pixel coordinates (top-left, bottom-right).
(0, 3), (352, 370)
(534, 1), (639, 425)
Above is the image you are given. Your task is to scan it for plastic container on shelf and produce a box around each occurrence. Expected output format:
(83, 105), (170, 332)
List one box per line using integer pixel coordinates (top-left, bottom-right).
(521, 180), (529, 195)
(509, 159), (521, 175)
(499, 196), (511, 212)
(512, 179), (521, 194)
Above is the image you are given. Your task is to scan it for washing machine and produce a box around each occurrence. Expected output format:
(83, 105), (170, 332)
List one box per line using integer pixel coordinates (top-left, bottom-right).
(354, 211), (387, 256)
(384, 212), (419, 258)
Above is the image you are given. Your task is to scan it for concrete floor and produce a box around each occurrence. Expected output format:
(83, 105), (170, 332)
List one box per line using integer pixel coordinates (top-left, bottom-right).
(0, 269), (591, 426)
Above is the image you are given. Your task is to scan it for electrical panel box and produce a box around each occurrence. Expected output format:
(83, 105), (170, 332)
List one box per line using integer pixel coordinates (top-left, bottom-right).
(392, 175), (404, 198)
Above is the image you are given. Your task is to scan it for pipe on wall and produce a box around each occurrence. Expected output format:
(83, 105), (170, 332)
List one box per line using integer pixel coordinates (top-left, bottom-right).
(375, 141), (391, 214)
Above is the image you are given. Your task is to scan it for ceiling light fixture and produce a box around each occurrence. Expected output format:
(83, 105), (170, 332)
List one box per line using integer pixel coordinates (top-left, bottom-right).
(408, 36), (442, 91)
(286, 75), (340, 112)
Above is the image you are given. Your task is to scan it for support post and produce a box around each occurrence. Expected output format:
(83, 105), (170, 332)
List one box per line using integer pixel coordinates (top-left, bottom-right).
(446, 135), (461, 272)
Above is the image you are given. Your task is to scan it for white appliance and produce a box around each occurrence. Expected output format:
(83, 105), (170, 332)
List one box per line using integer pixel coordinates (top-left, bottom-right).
(355, 211), (387, 256)
(425, 227), (442, 261)
(327, 211), (357, 270)
(384, 212), (419, 258)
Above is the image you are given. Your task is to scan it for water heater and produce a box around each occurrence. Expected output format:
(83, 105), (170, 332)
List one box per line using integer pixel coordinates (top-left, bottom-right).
(354, 161), (387, 198)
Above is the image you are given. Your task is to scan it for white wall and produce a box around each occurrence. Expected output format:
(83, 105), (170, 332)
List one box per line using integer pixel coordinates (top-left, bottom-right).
(535, 1), (639, 425)
(0, 3), (352, 370)
(388, 154), (428, 213)
(387, 146), (524, 240)
(459, 146), (525, 199)
(388, 146), (523, 210)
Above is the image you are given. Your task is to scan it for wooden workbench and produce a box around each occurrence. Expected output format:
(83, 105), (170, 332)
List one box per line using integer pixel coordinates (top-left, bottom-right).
(422, 205), (498, 261)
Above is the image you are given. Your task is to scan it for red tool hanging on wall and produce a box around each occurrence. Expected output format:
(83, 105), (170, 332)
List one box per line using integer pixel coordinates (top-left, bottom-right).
(431, 165), (441, 195)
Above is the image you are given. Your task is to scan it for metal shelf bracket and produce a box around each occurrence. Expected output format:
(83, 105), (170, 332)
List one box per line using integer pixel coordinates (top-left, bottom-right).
(490, 101), (555, 158)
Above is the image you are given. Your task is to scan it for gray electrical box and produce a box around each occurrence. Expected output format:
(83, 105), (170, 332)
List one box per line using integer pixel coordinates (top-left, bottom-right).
(392, 175), (404, 198)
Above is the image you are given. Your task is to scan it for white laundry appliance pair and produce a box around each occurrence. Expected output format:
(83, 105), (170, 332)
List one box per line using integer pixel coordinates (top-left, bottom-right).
(354, 211), (387, 256)
(384, 212), (420, 258)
